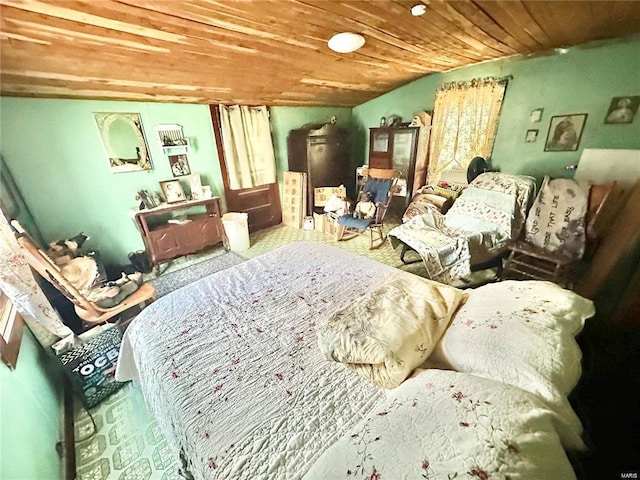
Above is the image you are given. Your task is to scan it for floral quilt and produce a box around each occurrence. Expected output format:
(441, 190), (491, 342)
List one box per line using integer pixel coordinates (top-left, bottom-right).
(388, 173), (536, 284)
(305, 369), (580, 480)
(116, 241), (581, 480)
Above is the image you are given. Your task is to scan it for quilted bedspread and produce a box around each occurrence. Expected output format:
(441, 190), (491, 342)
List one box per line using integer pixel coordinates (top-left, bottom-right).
(388, 173), (536, 284)
(116, 241), (581, 479)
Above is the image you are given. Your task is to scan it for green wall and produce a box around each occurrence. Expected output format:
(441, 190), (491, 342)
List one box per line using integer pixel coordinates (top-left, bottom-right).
(0, 99), (224, 267)
(0, 328), (64, 480)
(0, 99), (350, 266)
(352, 38), (640, 179)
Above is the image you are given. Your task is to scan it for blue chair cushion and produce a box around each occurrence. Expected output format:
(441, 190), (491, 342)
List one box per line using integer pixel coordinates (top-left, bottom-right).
(363, 178), (392, 205)
(337, 214), (374, 230)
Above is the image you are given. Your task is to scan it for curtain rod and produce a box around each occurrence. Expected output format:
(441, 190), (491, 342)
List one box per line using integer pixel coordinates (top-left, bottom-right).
(439, 75), (513, 90)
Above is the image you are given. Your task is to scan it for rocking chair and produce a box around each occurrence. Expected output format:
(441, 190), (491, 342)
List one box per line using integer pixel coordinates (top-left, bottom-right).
(334, 168), (400, 249)
(14, 227), (156, 327)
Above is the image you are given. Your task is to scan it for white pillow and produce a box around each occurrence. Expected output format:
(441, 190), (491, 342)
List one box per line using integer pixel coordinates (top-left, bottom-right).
(429, 280), (594, 433)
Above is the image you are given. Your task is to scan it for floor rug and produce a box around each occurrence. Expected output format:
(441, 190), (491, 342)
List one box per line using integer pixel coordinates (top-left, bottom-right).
(148, 251), (246, 298)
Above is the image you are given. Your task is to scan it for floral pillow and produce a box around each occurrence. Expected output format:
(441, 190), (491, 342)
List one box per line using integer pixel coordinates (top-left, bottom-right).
(429, 280), (594, 430)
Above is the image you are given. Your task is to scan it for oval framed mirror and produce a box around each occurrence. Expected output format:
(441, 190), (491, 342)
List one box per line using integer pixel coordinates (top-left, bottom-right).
(94, 112), (153, 173)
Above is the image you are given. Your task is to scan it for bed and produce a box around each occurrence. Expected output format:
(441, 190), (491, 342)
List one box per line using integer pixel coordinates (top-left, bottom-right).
(116, 241), (593, 479)
(388, 172), (537, 284)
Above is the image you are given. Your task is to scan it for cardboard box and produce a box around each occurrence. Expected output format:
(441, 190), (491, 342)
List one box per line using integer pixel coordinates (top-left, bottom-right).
(59, 325), (125, 408)
(282, 171), (307, 228)
(313, 212), (325, 232)
(324, 214), (337, 235)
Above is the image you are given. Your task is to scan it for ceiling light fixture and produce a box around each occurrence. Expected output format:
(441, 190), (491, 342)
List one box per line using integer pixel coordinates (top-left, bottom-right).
(328, 32), (365, 53)
(411, 3), (427, 16)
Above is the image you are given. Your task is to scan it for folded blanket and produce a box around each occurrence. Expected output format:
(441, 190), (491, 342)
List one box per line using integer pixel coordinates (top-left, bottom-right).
(317, 274), (466, 388)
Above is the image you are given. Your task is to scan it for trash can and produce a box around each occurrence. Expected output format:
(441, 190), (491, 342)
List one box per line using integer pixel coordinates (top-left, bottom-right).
(222, 212), (250, 252)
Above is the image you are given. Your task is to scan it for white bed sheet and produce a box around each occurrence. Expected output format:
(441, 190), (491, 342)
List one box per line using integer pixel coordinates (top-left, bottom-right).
(116, 241), (582, 479)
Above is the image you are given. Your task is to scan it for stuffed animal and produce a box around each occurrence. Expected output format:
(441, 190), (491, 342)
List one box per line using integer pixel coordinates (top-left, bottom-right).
(353, 192), (376, 219)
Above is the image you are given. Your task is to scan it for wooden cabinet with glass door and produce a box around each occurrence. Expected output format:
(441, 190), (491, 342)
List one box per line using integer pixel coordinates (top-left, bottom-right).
(368, 127), (429, 208)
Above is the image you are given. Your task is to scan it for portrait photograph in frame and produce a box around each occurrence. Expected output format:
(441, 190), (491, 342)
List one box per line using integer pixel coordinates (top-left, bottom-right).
(169, 154), (191, 177)
(159, 180), (186, 203)
(525, 129), (539, 143)
(544, 114), (587, 152)
(604, 96), (640, 124)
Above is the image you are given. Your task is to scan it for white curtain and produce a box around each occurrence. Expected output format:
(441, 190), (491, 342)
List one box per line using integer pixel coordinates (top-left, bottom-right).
(427, 78), (506, 185)
(218, 105), (277, 190)
(0, 214), (73, 346)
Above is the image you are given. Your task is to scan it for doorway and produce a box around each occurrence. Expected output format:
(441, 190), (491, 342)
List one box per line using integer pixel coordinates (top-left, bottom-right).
(209, 105), (282, 232)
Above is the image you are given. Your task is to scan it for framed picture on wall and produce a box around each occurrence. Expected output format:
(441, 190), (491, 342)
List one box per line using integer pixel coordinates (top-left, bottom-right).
(525, 129), (539, 143)
(604, 96), (640, 124)
(529, 108), (544, 123)
(544, 114), (587, 152)
(169, 154), (191, 177)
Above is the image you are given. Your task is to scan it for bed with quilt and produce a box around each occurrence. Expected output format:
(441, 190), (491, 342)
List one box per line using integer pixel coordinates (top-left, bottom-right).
(116, 241), (593, 479)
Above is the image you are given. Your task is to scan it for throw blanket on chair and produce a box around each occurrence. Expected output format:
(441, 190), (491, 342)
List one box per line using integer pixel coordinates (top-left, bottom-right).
(389, 173), (536, 284)
(317, 274), (466, 388)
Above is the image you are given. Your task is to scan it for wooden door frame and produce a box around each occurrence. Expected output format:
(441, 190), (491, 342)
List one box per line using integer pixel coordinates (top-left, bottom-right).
(210, 105), (234, 202)
(209, 105), (282, 232)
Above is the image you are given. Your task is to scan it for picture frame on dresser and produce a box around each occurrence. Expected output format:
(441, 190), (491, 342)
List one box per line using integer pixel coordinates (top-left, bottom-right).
(159, 180), (185, 203)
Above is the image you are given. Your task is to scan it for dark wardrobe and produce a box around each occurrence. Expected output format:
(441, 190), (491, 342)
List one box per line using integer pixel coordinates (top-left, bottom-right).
(287, 122), (352, 214)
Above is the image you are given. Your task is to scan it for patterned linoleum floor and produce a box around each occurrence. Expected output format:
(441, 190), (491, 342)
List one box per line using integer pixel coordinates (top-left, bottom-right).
(74, 219), (494, 479)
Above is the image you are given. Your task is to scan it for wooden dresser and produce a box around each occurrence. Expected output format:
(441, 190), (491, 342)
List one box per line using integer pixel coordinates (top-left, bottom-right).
(133, 197), (228, 267)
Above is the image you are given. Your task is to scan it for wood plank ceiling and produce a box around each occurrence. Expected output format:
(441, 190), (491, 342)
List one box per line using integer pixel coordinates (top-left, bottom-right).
(1, 0), (639, 107)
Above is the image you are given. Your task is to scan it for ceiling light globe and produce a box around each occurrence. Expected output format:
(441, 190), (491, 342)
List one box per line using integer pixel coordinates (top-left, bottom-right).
(411, 4), (427, 16)
(328, 32), (365, 53)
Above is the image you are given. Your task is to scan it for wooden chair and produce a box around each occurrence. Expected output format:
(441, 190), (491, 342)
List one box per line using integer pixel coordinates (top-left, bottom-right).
(334, 168), (401, 249)
(15, 230), (156, 327)
(501, 182), (619, 288)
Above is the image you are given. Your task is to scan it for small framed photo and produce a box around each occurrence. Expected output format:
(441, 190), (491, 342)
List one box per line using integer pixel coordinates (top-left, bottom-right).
(544, 114), (588, 152)
(604, 96), (640, 124)
(159, 180), (186, 203)
(137, 189), (160, 209)
(169, 154), (191, 177)
(525, 129), (539, 143)
(530, 108), (544, 123)
(189, 174), (203, 200)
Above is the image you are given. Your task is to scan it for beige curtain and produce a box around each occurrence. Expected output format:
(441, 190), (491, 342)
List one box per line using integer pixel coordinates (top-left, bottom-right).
(218, 105), (277, 190)
(427, 78), (506, 185)
(0, 214), (73, 346)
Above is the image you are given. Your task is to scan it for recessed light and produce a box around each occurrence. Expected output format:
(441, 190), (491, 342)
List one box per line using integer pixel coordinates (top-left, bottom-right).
(555, 47), (569, 54)
(328, 32), (365, 53)
(411, 4), (427, 16)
